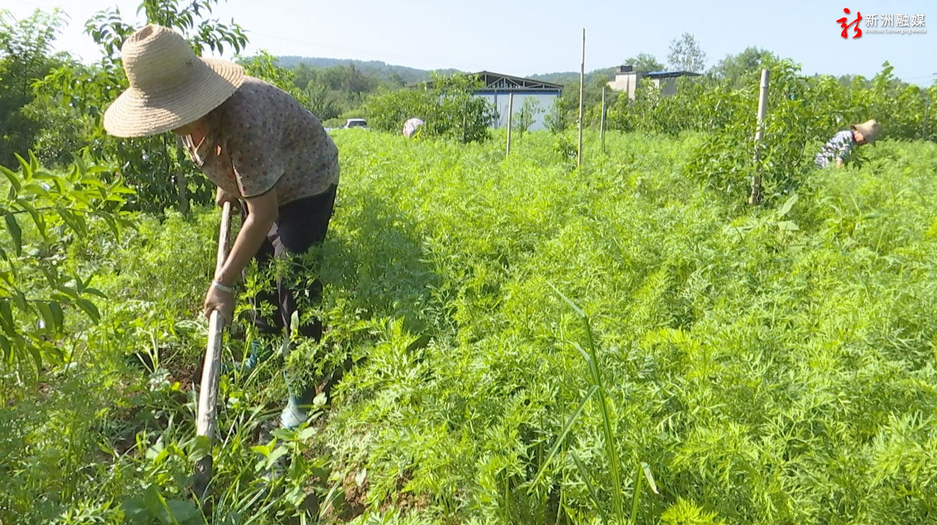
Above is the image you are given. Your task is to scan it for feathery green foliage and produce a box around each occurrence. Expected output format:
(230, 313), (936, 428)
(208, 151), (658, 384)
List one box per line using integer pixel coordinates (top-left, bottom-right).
(3, 130), (937, 524)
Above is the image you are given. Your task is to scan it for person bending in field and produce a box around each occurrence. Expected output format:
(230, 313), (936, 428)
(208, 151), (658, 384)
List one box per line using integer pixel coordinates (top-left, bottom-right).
(103, 25), (338, 429)
(815, 119), (880, 169)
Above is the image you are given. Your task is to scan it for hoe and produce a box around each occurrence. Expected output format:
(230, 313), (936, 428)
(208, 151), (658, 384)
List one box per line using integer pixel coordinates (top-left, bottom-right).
(193, 201), (233, 502)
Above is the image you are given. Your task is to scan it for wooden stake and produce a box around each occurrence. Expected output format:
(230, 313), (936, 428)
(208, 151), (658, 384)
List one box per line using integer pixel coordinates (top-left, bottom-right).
(577, 28), (585, 168)
(600, 86), (607, 153)
(506, 92), (514, 155)
(749, 69), (770, 205)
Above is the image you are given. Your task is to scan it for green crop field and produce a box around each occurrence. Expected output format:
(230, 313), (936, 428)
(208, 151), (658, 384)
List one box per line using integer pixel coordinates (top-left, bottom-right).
(3, 130), (937, 524)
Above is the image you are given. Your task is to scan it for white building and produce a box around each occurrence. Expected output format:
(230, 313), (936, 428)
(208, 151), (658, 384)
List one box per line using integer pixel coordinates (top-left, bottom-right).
(607, 65), (700, 100)
(470, 71), (563, 131)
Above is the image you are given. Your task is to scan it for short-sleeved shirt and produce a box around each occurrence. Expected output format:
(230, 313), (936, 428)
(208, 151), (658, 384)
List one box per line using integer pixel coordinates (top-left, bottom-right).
(815, 130), (855, 168)
(403, 118), (424, 138)
(182, 76), (338, 205)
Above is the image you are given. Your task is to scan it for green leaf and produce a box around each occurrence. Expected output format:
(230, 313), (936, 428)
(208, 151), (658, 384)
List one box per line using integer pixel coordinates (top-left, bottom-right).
(28, 151), (39, 174)
(776, 193), (798, 217)
(29, 346), (42, 372)
(75, 299), (101, 323)
(189, 435), (212, 462)
(23, 182), (50, 199)
(0, 300), (14, 337)
(14, 153), (31, 180)
(53, 285), (80, 300)
(641, 461), (659, 495)
(35, 302), (55, 334)
(297, 426), (317, 441)
(5, 213), (22, 256)
(120, 497), (149, 523)
(49, 301), (64, 331)
(0, 335), (12, 364)
(100, 213), (121, 241)
(0, 164), (22, 193)
(165, 500), (200, 523)
(142, 484), (173, 525)
(57, 208), (88, 237)
(15, 199), (45, 239)
(84, 287), (107, 299)
(10, 292), (28, 314)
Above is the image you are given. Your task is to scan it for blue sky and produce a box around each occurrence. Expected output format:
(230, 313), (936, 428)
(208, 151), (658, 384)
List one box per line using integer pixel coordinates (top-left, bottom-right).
(7, 0), (936, 84)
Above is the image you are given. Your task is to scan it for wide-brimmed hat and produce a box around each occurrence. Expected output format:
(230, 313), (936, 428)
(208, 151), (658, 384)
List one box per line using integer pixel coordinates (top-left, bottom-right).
(103, 24), (244, 138)
(851, 119), (880, 146)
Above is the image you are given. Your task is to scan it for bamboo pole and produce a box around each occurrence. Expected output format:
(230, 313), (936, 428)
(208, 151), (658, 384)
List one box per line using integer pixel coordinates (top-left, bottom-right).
(194, 201), (233, 502)
(506, 92), (514, 155)
(577, 28), (585, 168)
(749, 69), (770, 205)
(600, 86), (607, 153)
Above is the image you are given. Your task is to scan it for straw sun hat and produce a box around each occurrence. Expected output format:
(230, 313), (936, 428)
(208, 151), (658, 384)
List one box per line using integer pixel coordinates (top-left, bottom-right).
(851, 119), (881, 145)
(103, 24), (244, 138)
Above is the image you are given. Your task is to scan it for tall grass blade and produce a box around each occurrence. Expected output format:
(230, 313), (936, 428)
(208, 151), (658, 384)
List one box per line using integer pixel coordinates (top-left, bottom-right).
(571, 451), (609, 525)
(630, 462), (643, 525)
(531, 385), (598, 487)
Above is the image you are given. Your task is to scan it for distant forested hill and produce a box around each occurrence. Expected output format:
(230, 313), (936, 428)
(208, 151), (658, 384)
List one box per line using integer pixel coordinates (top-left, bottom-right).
(529, 67), (617, 86)
(273, 56), (620, 86)
(275, 56), (460, 84)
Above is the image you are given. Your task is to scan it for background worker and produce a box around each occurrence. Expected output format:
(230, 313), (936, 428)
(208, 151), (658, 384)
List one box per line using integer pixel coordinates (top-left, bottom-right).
(815, 119), (880, 168)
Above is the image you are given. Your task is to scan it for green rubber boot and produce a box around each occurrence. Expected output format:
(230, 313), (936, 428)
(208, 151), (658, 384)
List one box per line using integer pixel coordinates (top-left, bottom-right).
(280, 373), (315, 429)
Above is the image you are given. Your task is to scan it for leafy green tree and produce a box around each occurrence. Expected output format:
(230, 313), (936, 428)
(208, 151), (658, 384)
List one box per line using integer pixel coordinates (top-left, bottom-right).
(667, 32), (707, 73)
(513, 97), (543, 136)
(0, 153), (134, 380)
(544, 96), (570, 133)
(364, 87), (433, 133)
(624, 53), (665, 72)
(365, 72), (496, 143)
(39, 0), (247, 214)
(239, 50), (310, 107)
(304, 83), (339, 120)
(710, 46), (779, 88)
(0, 9), (67, 168)
(429, 73), (497, 143)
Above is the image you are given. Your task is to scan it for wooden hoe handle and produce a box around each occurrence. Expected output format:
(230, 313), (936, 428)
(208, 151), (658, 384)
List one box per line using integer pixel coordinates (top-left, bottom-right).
(194, 201), (233, 502)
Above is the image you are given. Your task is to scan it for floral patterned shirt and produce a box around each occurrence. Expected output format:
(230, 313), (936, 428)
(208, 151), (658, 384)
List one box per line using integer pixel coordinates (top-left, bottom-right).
(815, 130), (855, 168)
(182, 76), (338, 204)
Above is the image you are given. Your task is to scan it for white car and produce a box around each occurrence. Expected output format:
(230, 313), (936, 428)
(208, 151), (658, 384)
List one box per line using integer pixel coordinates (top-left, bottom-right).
(344, 118), (368, 129)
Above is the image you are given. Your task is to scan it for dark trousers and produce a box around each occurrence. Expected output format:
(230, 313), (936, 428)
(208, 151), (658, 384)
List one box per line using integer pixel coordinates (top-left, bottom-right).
(246, 184), (338, 341)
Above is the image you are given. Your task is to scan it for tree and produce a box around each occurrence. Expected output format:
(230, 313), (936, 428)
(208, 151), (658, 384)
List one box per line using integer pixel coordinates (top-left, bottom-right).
(513, 97), (543, 135)
(365, 73), (496, 143)
(667, 33), (706, 73)
(39, 0), (248, 214)
(0, 153), (134, 380)
(544, 95), (574, 134)
(304, 83), (338, 120)
(710, 47), (779, 88)
(0, 9), (67, 168)
(624, 53), (664, 72)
